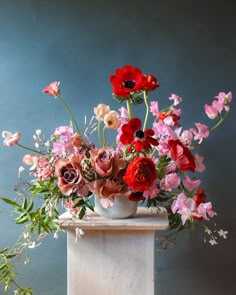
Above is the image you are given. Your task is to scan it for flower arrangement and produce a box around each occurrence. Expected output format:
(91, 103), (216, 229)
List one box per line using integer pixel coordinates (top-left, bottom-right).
(0, 65), (232, 294)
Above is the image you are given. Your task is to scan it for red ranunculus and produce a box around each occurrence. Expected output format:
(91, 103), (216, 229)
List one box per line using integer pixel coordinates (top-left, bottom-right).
(110, 65), (147, 98)
(120, 118), (158, 152)
(168, 139), (195, 172)
(123, 157), (157, 191)
(193, 189), (206, 205)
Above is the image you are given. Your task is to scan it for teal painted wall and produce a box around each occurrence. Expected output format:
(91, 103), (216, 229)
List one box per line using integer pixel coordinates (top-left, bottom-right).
(0, 0), (235, 294)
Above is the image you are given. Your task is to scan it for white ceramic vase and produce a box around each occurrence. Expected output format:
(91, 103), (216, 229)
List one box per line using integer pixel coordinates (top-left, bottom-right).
(94, 195), (138, 219)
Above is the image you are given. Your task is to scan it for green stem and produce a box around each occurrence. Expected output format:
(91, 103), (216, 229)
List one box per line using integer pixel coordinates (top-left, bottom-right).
(103, 126), (107, 147)
(97, 121), (101, 147)
(210, 111), (229, 132)
(143, 90), (149, 130)
(126, 99), (132, 119)
(16, 143), (44, 155)
(58, 96), (81, 136)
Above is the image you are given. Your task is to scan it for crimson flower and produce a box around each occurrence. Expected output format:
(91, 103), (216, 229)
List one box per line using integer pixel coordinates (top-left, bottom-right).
(143, 74), (159, 91)
(168, 139), (195, 172)
(120, 118), (158, 152)
(110, 65), (147, 98)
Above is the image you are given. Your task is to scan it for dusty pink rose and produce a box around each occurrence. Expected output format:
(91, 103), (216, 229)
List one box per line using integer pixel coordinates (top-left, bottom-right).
(55, 155), (88, 196)
(42, 81), (60, 98)
(2, 131), (21, 147)
(89, 178), (128, 199)
(104, 111), (120, 129)
(90, 147), (126, 177)
(34, 155), (53, 181)
(94, 104), (111, 121)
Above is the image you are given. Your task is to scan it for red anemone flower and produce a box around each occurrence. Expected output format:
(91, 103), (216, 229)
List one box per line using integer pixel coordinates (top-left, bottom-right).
(110, 65), (147, 98)
(120, 118), (158, 152)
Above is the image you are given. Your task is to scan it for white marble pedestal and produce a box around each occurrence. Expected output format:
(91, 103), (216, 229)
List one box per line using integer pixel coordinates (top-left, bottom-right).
(59, 207), (168, 295)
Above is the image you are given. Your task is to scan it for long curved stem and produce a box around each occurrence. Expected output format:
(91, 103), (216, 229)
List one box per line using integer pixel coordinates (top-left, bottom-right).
(210, 111), (229, 132)
(16, 143), (44, 155)
(143, 90), (149, 130)
(103, 126), (107, 147)
(126, 98), (132, 119)
(97, 121), (101, 147)
(58, 96), (81, 136)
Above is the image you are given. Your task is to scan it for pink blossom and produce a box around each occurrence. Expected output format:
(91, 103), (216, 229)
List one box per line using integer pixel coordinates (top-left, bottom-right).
(153, 122), (177, 140)
(190, 123), (209, 144)
(42, 81), (60, 98)
(197, 202), (217, 220)
(169, 94), (182, 105)
(2, 131), (21, 146)
(143, 186), (160, 199)
(215, 91), (232, 112)
(94, 104), (111, 121)
(150, 101), (159, 116)
(204, 104), (219, 119)
(156, 142), (170, 156)
(160, 173), (180, 191)
(194, 153), (206, 172)
(119, 106), (129, 123)
(179, 130), (193, 147)
(183, 175), (201, 191)
(171, 107), (182, 116)
(23, 154), (38, 165)
(52, 126), (74, 156)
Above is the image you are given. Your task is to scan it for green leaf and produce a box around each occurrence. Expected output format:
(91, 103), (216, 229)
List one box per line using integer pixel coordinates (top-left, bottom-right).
(22, 197), (27, 210)
(5, 253), (18, 259)
(0, 248), (8, 254)
(0, 270), (9, 281)
(0, 264), (6, 271)
(0, 197), (21, 208)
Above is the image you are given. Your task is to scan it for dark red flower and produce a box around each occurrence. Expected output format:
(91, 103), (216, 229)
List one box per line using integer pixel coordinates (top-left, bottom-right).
(120, 118), (158, 153)
(129, 191), (145, 201)
(110, 65), (147, 98)
(158, 111), (180, 126)
(193, 189), (206, 205)
(123, 157), (157, 191)
(168, 139), (195, 172)
(143, 74), (159, 91)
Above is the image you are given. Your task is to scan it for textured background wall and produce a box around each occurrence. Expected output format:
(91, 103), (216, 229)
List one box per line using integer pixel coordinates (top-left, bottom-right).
(0, 0), (235, 294)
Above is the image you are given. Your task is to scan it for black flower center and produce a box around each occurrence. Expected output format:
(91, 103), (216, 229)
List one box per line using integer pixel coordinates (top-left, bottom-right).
(124, 80), (136, 89)
(135, 130), (145, 139)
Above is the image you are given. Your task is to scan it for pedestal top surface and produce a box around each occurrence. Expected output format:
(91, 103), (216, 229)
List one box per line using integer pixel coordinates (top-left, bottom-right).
(58, 207), (168, 230)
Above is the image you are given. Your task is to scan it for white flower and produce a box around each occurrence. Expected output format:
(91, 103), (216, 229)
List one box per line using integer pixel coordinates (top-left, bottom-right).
(35, 142), (39, 148)
(18, 166), (25, 178)
(218, 229), (228, 239)
(36, 129), (41, 135)
(204, 227), (212, 235)
(209, 239), (218, 246)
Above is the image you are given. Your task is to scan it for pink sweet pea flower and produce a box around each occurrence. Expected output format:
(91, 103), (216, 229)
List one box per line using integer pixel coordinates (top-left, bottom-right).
(169, 94), (182, 105)
(143, 185), (160, 199)
(119, 106), (129, 123)
(160, 173), (180, 191)
(43, 81), (60, 98)
(197, 202), (217, 220)
(190, 123), (209, 144)
(150, 101), (159, 116)
(2, 131), (21, 146)
(182, 175), (201, 191)
(204, 104), (219, 119)
(194, 153), (206, 172)
(215, 91), (232, 112)
(179, 130), (193, 147)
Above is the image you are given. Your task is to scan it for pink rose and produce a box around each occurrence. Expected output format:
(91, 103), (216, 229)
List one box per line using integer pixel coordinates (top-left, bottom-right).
(2, 131), (21, 146)
(55, 155), (88, 196)
(90, 147), (126, 177)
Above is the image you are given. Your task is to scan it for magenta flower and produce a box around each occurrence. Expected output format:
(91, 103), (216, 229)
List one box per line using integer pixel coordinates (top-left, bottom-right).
(2, 131), (21, 146)
(42, 81), (60, 98)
